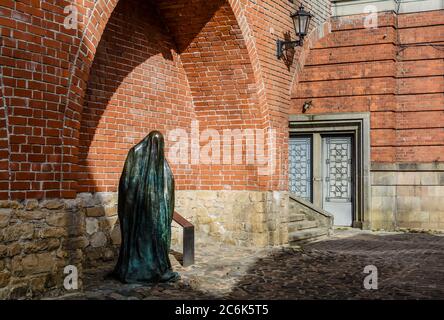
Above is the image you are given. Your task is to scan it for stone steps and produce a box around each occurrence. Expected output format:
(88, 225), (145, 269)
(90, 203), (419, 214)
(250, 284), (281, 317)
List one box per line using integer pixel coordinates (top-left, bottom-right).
(288, 220), (318, 233)
(287, 196), (332, 244)
(289, 227), (329, 244)
(288, 213), (306, 222)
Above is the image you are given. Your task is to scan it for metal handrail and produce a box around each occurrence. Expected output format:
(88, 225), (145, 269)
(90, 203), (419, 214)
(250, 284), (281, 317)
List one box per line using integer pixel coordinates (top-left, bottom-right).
(173, 211), (195, 267)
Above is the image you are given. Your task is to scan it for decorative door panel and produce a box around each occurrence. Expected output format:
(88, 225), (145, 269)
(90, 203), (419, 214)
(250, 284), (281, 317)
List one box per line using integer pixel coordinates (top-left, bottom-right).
(288, 136), (312, 202)
(322, 136), (353, 226)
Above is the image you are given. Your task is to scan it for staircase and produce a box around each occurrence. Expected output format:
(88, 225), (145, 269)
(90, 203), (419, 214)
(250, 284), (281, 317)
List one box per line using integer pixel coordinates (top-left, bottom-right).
(288, 194), (333, 245)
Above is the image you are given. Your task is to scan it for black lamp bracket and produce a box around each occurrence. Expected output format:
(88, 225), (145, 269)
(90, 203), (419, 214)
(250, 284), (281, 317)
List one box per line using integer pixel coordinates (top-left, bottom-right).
(276, 38), (303, 59)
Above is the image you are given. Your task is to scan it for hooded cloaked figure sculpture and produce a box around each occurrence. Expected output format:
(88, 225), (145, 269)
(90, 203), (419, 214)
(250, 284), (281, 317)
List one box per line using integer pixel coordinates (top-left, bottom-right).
(112, 131), (179, 283)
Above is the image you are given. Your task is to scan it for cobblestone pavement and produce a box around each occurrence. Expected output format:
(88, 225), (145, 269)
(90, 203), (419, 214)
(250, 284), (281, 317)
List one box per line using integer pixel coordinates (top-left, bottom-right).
(56, 229), (444, 300)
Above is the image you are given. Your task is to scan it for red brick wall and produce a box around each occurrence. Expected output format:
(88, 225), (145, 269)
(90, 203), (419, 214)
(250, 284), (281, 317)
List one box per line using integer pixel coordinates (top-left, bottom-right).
(78, 0), (271, 192)
(0, 0), (331, 199)
(78, 0), (195, 193)
(291, 10), (444, 163)
(0, 0), (82, 199)
(395, 10), (444, 162)
(157, 0), (264, 191)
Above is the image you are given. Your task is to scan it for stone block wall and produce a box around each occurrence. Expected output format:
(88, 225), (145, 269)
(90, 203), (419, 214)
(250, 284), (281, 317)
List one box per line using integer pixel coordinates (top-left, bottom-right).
(175, 191), (269, 246)
(0, 199), (85, 299)
(75, 193), (121, 269)
(0, 190), (289, 298)
(371, 164), (444, 231)
(80, 190), (289, 251)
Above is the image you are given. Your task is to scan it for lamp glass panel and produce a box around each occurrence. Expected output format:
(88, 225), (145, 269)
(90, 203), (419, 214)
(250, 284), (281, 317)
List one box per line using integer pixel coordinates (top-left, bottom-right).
(299, 14), (309, 36)
(292, 14), (301, 35)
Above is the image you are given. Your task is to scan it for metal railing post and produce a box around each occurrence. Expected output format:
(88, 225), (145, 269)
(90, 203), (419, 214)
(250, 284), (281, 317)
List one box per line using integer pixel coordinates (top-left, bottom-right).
(173, 212), (195, 267)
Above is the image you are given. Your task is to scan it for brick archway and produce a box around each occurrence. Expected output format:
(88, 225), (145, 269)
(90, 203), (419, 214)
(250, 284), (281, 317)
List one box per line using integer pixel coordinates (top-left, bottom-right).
(60, 0), (120, 198)
(61, 0), (269, 196)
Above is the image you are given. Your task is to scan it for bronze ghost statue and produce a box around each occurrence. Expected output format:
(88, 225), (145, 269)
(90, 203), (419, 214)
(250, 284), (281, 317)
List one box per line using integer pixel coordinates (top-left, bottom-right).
(111, 131), (179, 283)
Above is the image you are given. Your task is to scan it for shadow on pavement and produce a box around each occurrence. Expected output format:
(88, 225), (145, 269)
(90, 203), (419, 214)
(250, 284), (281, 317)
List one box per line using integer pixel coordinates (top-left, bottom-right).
(61, 232), (444, 300)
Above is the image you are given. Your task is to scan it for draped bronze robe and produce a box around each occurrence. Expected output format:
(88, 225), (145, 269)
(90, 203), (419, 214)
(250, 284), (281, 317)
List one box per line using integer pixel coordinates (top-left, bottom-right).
(112, 131), (179, 283)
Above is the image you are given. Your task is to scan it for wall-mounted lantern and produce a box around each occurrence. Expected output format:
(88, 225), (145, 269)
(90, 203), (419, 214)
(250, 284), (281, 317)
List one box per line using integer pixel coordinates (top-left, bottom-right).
(276, 4), (313, 59)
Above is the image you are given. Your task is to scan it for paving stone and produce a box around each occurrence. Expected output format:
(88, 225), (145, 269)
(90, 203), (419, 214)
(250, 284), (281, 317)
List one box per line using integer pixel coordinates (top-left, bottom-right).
(52, 229), (444, 300)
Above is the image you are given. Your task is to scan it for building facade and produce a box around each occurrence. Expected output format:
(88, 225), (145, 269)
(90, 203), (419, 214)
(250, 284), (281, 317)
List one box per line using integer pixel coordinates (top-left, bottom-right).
(0, 0), (442, 298)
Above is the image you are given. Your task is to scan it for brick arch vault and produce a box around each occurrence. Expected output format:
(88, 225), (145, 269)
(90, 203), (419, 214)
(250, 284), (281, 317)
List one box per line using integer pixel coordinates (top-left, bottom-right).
(0, 0), (336, 298)
(61, 0), (272, 199)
